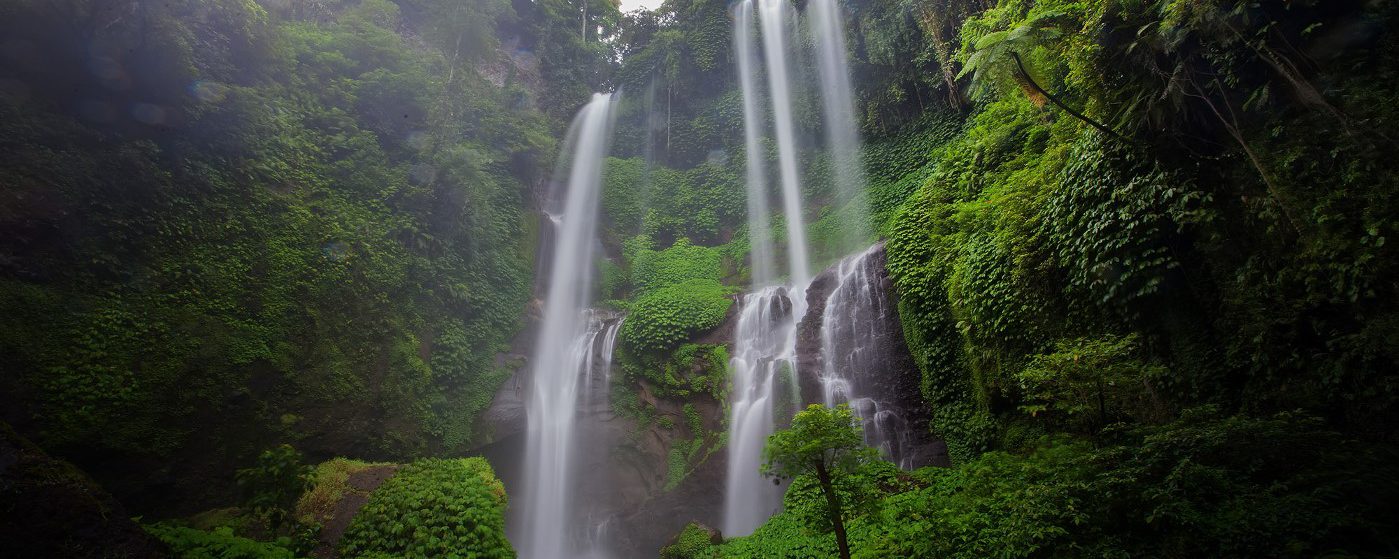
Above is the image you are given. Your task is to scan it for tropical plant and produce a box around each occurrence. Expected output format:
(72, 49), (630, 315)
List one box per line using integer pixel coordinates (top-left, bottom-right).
(762, 404), (878, 559)
(339, 458), (513, 559)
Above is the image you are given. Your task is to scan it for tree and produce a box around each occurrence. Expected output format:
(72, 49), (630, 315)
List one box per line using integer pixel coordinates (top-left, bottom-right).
(762, 404), (876, 559)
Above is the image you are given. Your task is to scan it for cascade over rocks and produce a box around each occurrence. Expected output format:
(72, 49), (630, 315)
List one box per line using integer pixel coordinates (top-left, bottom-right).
(796, 245), (949, 469)
(479, 246), (945, 558)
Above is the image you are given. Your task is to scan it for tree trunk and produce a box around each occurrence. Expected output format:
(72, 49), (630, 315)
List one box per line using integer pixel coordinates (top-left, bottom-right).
(814, 461), (851, 559)
(1010, 52), (1131, 145)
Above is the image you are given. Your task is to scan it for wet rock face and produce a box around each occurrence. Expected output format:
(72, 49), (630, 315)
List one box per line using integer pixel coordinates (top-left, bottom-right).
(609, 392), (729, 558)
(796, 245), (949, 469)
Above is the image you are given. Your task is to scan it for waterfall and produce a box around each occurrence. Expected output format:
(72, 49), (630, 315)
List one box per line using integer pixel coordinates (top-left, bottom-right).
(734, 1), (776, 288)
(756, 0), (810, 286)
(722, 286), (801, 536)
(726, 0), (882, 537)
(725, 0), (816, 537)
(519, 93), (619, 559)
(818, 246), (916, 469)
(809, 0), (871, 251)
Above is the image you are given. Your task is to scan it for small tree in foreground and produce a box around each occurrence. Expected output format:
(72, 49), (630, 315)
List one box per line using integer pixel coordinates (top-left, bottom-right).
(763, 404), (876, 559)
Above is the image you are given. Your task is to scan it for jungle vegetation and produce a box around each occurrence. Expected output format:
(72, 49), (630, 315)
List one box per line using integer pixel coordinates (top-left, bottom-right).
(1, 0), (1397, 557)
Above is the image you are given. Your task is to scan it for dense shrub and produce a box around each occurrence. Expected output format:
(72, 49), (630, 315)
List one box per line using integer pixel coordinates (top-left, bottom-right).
(339, 458), (513, 559)
(236, 445), (313, 528)
(145, 523), (300, 559)
(620, 279), (733, 353)
(660, 523), (720, 559)
(718, 410), (1399, 559)
(628, 237), (727, 295)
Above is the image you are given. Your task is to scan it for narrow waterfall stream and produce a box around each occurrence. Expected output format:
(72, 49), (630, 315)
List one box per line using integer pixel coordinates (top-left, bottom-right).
(809, 0), (871, 251)
(756, 0), (811, 286)
(722, 286), (802, 536)
(734, 0), (776, 288)
(519, 93), (619, 559)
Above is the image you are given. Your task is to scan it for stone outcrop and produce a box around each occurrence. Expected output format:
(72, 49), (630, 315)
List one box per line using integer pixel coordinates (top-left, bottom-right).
(0, 422), (168, 558)
(795, 244), (949, 469)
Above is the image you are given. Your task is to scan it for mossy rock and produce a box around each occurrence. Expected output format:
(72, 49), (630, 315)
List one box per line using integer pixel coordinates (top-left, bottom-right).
(660, 522), (721, 559)
(0, 422), (168, 558)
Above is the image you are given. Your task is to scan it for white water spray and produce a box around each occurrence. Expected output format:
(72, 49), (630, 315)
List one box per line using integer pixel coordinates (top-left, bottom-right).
(809, 0), (871, 250)
(757, 0), (811, 285)
(722, 286), (803, 536)
(519, 93), (618, 559)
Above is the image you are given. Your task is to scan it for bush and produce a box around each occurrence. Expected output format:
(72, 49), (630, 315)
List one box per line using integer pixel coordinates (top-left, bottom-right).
(1015, 334), (1170, 432)
(660, 522), (720, 559)
(620, 279), (733, 353)
(338, 458), (512, 559)
(720, 409), (1399, 559)
(236, 445), (313, 529)
(145, 523), (300, 559)
(629, 237), (726, 295)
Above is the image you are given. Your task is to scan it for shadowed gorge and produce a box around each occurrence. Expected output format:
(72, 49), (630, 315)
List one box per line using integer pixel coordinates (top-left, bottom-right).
(2, 0), (1398, 557)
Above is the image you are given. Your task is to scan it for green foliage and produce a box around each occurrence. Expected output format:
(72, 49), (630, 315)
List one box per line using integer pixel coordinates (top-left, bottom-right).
(1043, 138), (1205, 318)
(620, 279), (733, 354)
(629, 237), (726, 295)
(779, 460), (906, 535)
(712, 512), (835, 559)
(145, 523), (301, 559)
(0, 0), (578, 508)
(660, 523), (718, 559)
(235, 445), (313, 529)
(762, 405), (874, 482)
(294, 458), (393, 528)
(1016, 334), (1169, 432)
(339, 458), (513, 559)
(762, 405), (877, 558)
(721, 410), (1399, 559)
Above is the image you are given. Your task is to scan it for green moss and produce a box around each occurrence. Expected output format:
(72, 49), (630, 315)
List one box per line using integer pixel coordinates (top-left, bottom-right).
(294, 458), (394, 528)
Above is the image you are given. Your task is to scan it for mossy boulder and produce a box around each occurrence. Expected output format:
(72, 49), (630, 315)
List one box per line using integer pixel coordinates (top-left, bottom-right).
(0, 422), (167, 558)
(660, 522), (721, 559)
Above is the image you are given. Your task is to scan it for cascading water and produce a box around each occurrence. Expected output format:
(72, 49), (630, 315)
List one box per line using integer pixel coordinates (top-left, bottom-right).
(809, 0), (871, 251)
(722, 286), (803, 536)
(756, 0), (811, 286)
(519, 92), (618, 559)
(818, 245), (917, 469)
(725, 0), (814, 537)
